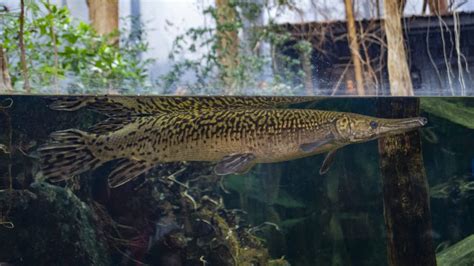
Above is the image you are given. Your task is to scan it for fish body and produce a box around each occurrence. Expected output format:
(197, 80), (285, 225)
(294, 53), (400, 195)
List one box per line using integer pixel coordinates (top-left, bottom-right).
(39, 97), (427, 187)
(67, 109), (343, 163)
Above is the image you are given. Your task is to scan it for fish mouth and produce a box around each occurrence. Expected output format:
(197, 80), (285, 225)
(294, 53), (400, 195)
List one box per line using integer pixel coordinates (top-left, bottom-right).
(379, 117), (428, 135)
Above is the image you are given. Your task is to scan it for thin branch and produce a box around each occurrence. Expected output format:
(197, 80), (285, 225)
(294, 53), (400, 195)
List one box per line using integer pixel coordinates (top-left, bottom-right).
(331, 62), (350, 96)
(344, 0), (365, 95)
(437, 13), (455, 95)
(453, 11), (469, 95)
(19, 0), (30, 92)
(422, 0), (429, 15)
(425, 17), (444, 94)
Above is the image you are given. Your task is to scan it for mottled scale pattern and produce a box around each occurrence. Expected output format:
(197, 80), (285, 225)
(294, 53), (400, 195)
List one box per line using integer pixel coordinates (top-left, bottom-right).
(88, 108), (346, 165)
(49, 96), (318, 116)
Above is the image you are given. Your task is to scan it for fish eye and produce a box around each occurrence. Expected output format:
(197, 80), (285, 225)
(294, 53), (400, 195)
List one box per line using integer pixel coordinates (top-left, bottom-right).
(369, 121), (378, 129)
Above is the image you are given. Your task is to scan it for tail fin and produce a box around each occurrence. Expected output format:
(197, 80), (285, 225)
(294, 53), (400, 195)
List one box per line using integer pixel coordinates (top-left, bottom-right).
(38, 129), (103, 182)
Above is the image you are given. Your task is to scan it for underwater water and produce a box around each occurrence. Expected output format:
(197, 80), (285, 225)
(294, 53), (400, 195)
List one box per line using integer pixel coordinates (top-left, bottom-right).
(0, 96), (473, 266)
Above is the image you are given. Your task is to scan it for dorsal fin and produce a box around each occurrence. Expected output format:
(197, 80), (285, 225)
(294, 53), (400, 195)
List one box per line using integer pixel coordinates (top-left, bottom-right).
(48, 96), (317, 117)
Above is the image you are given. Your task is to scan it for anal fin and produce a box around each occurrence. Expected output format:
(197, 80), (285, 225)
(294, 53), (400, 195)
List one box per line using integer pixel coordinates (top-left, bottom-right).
(214, 153), (256, 175)
(108, 159), (153, 188)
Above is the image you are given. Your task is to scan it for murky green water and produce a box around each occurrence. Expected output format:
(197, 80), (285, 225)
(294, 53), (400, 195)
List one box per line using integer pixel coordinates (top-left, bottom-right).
(0, 96), (473, 265)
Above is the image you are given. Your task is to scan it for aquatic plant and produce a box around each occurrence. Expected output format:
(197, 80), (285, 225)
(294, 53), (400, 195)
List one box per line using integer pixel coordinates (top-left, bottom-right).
(91, 162), (284, 265)
(421, 98), (474, 129)
(436, 234), (474, 266)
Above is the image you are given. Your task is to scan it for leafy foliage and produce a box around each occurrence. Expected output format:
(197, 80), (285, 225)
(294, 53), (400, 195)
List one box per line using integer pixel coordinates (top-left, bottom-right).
(160, 1), (312, 95)
(1, 1), (152, 93)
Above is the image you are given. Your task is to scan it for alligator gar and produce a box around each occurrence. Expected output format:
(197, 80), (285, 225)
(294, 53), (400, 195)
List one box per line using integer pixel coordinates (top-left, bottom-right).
(38, 103), (427, 188)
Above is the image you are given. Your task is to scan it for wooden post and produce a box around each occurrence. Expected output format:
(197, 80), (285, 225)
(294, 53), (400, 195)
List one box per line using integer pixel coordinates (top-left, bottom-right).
(377, 98), (436, 266)
(344, 0), (365, 96)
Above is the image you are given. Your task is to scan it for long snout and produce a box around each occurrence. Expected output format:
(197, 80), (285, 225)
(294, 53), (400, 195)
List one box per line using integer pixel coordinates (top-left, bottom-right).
(379, 117), (428, 135)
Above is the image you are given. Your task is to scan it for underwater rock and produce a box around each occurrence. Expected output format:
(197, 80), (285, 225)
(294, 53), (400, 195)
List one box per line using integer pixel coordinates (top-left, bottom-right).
(0, 182), (110, 265)
(437, 235), (474, 266)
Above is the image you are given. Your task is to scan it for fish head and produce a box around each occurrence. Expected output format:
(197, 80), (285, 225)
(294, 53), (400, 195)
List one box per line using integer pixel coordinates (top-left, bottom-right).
(335, 114), (428, 143)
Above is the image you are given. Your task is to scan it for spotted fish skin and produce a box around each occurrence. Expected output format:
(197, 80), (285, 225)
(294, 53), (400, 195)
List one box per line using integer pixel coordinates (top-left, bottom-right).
(87, 109), (345, 164)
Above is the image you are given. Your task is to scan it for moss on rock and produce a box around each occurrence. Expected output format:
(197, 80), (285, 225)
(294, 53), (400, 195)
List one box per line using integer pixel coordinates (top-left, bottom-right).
(0, 182), (110, 266)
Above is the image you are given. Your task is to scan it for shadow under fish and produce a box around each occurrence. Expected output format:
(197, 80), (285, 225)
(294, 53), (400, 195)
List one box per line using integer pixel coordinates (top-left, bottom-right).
(38, 97), (427, 188)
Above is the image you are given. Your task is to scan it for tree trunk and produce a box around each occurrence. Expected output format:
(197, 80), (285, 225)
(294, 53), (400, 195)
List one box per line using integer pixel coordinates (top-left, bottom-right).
(428, 0), (448, 15)
(379, 1), (436, 265)
(87, 0), (119, 93)
(215, 0), (239, 94)
(344, 0), (365, 96)
(383, 0), (413, 96)
(0, 44), (12, 92)
(377, 98), (436, 266)
(87, 0), (119, 45)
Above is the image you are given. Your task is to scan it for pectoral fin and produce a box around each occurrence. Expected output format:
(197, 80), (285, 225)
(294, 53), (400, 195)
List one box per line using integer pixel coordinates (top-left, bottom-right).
(108, 159), (153, 188)
(300, 132), (335, 153)
(319, 149), (338, 175)
(214, 153), (256, 175)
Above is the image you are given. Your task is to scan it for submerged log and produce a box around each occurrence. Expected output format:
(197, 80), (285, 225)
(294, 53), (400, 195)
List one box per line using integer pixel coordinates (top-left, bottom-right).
(377, 98), (436, 266)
